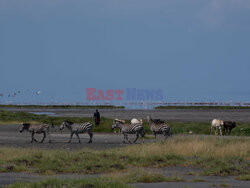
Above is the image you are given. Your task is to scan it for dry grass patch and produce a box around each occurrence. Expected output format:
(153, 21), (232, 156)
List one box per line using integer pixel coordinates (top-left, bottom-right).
(0, 136), (249, 175)
(5, 178), (132, 188)
(113, 136), (250, 159)
(235, 174), (250, 181)
(103, 169), (184, 183)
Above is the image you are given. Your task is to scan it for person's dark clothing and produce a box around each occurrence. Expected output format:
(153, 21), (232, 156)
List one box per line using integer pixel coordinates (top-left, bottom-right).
(93, 111), (100, 126)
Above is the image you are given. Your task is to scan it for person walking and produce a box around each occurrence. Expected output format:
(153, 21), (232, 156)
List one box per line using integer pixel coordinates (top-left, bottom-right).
(93, 109), (101, 126)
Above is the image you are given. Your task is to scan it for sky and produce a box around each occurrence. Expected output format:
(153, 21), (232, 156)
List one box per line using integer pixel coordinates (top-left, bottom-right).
(0, 0), (250, 106)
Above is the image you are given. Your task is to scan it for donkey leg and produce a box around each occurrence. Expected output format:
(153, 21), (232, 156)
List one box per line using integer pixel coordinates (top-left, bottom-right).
(40, 131), (46, 143)
(215, 127), (218, 135)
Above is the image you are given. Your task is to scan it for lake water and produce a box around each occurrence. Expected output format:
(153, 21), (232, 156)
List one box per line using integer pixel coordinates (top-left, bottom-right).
(31, 112), (56, 116)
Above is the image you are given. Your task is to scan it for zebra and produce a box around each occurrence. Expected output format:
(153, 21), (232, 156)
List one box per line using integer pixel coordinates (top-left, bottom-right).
(113, 119), (125, 133)
(112, 119), (145, 144)
(19, 123), (54, 143)
(60, 121), (93, 143)
(146, 116), (171, 139)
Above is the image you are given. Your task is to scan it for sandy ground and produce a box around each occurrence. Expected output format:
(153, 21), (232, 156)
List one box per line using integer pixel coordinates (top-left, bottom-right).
(2, 107), (250, 122)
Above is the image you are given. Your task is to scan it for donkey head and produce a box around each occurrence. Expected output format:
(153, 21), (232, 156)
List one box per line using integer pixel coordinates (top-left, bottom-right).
(146, 116), (151, 123)
(231, 122), (237, 129)
(139, 119), (143, 124)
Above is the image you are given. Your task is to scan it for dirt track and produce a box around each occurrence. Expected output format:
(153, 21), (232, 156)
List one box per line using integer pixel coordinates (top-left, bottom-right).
(0, 124), (152, 150)
(1, 124), (250, 151)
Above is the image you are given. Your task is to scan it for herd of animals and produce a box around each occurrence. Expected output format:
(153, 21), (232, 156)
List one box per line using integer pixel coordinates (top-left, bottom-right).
(19, 116), (237, 144)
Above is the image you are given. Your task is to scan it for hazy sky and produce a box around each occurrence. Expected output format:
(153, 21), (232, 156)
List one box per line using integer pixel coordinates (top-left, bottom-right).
(0, 0), (250, 105)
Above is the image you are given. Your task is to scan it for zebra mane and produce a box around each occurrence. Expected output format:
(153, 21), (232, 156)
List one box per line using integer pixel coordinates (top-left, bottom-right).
(147, 116), (165, 124)
(21, 123), (31, 129)
(64, 120), (74, 125)
(22, 123), (30, 126)
(22, 123), (31, 127)
(152, 119), (165, 124)
(147, 116), (153, 122)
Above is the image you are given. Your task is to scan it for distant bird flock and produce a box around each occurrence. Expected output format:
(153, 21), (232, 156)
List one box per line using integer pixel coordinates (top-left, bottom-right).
(0, 89), (41, 99)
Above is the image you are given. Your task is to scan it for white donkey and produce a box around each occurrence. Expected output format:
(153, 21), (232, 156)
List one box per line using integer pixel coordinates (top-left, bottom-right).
(131, 118), (143, 124)
(210, 119), (224, 135)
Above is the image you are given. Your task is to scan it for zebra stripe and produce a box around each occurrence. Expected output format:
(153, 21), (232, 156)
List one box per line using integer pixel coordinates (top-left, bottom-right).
(78, 122), (92, 132)
(60, 121), (93, 143)
(19, 123), (53, 143)
(112, 120), (145, 143)
(157, 124), (170, 132)
(146, 116), (171, 139)
(128, 123), (142, 132)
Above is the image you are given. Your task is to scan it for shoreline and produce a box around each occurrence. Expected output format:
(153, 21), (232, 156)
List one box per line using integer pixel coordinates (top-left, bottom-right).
(2, 106), (250, 122)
